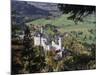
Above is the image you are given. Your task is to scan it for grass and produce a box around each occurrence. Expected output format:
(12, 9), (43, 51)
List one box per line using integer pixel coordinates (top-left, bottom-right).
(26, 14), (75, 26)
(26, 14), (95, 31)
(26, 13), (96, 44)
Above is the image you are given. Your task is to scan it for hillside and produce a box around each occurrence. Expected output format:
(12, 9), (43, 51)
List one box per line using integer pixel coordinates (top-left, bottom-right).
(26, 14), (96, 31)
(11, 1), (61, 24)
(26, 13), (96, 44)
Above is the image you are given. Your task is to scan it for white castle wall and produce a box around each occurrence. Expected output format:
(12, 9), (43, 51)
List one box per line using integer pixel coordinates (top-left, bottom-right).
(34, 36), (50, 51)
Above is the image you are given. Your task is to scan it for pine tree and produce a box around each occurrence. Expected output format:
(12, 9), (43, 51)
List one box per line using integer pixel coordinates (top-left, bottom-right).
(22, 25), (34, 73)
(22, 25), (46, 73)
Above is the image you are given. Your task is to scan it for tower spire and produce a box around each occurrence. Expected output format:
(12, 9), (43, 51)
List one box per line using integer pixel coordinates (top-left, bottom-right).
(40, 26), (43, 33)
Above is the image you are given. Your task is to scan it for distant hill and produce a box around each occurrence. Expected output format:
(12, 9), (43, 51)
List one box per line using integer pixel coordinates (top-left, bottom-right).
(27, 2), (61, 16)
(11, 1), (61, 24)
(12, 1), (52, 16)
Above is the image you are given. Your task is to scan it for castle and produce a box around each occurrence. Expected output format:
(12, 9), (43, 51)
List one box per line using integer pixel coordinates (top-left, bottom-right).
(13, 25), (65, 59)
(32, 27), (64, 58)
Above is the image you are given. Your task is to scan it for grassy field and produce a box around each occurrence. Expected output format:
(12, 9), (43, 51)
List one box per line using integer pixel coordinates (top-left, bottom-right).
(26, 14), (75, 26)
(26, 14), (96, 44)
(26, 14), (95, 31)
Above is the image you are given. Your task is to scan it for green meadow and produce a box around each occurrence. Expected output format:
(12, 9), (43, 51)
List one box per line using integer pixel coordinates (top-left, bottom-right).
(26, 14), (96, 44)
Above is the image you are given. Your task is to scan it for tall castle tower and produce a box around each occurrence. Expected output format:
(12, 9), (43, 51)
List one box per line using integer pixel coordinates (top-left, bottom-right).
(58, 37), (62, 49)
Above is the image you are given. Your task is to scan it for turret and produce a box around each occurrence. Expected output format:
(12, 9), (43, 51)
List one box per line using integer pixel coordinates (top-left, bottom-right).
(58, 36), (62, 49)
(40, 26), (43, 33)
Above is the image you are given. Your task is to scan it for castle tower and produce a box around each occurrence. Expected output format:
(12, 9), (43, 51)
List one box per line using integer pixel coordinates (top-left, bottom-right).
(40, 26), (43, 33)
(58, 37), (62, 49)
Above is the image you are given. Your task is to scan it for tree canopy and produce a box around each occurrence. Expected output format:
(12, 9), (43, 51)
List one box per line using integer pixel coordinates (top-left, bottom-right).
(58, 4), (96, 23)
